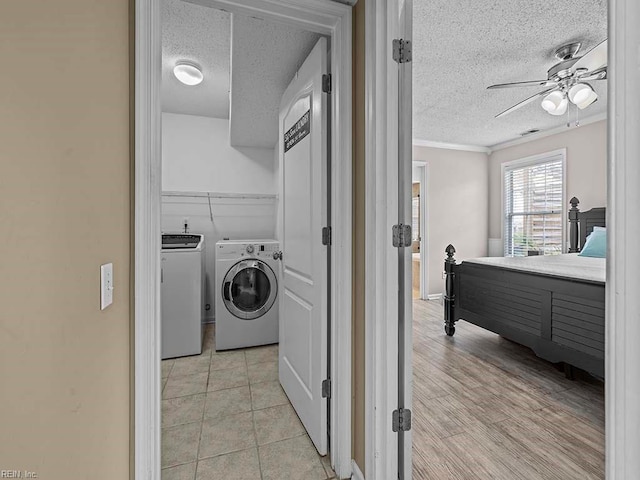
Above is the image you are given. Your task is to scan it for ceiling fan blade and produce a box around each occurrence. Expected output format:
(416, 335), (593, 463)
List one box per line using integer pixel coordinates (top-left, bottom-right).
(573, 39), (608, 72)
(495, 87), (559, 118)
(578, 66), (607, 81)
(487, 79), (556, 89)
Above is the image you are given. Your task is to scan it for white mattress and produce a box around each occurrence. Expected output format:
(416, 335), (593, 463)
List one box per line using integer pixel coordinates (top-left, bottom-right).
(463, 253), (605, 284)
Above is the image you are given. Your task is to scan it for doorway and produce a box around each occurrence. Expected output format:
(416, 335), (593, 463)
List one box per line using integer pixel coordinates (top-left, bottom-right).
(160, 6), (334, 478)
(411, 162), (427, 300)
(134, 1), (353, 478)
(411, 182), (420, 299)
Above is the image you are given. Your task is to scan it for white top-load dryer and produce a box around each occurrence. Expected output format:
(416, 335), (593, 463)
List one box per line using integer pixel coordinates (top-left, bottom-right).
(215, 240), (279, 350)
(161, 234), (205, 359)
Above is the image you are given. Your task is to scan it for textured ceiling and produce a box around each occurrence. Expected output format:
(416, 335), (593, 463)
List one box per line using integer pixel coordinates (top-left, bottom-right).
(161, 0), (321, 148)
(161, 0), (230, 118)
(413, 0), (608, 147)
(229, 16), (321, 147)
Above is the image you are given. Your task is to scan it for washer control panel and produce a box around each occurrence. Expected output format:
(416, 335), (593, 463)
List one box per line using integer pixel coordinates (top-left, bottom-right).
(217, 241), (279, 259)
(241, 242), (278, 257)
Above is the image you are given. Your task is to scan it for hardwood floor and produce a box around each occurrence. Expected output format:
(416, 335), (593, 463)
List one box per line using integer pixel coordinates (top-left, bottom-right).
(412, 299), (605, 480)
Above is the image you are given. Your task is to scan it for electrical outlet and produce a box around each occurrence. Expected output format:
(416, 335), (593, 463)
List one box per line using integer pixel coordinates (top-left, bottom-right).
(101, 263), (114, 310)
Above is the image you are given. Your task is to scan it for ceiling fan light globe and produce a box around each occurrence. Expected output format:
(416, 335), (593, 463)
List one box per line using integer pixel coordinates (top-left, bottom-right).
(541, 99), (555, 112)
(568, 83), (593, 105)
(577, 90), (598, 109)
(549, 98), (568, 116)
(541, 91), (564, 113)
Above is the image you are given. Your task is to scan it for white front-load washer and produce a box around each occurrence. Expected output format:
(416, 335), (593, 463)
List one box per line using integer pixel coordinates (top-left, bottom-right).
(215, 240), (279, 350)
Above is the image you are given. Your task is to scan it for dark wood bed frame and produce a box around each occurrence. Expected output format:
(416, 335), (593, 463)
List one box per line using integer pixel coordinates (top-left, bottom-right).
(443, 197), (606, 378)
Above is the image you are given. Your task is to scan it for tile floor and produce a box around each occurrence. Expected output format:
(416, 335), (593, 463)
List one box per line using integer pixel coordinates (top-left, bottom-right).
(162, 324), (336, 480)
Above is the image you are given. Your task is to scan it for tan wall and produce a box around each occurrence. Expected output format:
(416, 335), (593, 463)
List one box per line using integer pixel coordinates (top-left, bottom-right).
(352, 0), (366, 474)
(413, 147), (490, 295)
(488, 120), (607, 240)
(0, 1), (131, 478)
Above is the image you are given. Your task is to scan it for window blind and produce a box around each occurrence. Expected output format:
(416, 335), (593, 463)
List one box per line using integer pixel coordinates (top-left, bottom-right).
(504, 152), (564, 257)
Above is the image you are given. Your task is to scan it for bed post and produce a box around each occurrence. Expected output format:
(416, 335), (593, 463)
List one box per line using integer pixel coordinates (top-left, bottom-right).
(568, 197), (580, 253)
(444, 244), (457, 336)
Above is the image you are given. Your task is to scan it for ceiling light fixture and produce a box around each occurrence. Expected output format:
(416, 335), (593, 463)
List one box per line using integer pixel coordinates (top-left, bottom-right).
(568, 83), (591, 104)
(541, 91), (567, 115)
(570, 83), (598, 109)
(487, 39), (607, 119)
(550, 97), (568, 116)
(173, 62), (203, 86)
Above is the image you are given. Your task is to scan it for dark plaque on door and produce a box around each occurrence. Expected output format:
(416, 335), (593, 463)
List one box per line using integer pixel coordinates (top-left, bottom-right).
(284, 109), (311, 153)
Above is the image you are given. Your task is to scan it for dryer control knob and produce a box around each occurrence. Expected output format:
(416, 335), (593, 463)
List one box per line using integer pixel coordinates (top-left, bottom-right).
(246, 245), (255, 254)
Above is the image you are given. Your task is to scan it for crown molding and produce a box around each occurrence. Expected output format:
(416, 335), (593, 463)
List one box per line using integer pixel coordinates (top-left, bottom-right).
(413, 112), (607, 156)
(412, 138), (491, 154)
(489, 112), (607, 153)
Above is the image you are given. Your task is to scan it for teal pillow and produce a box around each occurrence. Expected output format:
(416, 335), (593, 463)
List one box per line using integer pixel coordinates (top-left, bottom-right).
(579, 228), (607, 258)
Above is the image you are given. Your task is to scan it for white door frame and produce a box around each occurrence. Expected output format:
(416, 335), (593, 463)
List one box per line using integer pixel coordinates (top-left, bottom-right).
(364, 0), (412, 478)
(134, 1), (353, 478)
(607, 0), (640, 477)
(364, 0), (640, 478)
(412, 160), (428, 299)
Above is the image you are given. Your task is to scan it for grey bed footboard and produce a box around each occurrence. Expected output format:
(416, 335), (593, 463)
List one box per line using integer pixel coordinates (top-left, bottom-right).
(443, 244), (605, 378)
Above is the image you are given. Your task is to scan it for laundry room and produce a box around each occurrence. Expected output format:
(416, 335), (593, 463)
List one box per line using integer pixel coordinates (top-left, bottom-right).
(160, 0), (321, 333)
(159, 0), (337, 478)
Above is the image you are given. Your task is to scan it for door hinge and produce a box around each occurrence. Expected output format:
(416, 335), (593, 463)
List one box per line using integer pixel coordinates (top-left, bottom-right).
(392, 408), (412, 432)
(322, 378), (331, 398)
(322, 226), (332, 246)
(392, 39), (412, 63)
(392, 224), (412, 248)
(322, 74), (332, 94)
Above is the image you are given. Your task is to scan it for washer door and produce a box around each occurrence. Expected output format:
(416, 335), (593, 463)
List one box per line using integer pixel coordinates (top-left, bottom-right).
(222, 259), (278, 320)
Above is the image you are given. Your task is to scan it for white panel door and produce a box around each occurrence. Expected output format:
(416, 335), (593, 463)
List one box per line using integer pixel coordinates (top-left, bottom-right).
(278, 37), (328, 455)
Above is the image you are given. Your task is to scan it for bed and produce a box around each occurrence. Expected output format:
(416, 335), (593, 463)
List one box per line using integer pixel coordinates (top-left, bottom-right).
(443, 198), (606, 378)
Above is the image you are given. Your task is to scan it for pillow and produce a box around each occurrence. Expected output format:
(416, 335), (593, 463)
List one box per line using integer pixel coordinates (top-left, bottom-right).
(579, 228), (607, 258)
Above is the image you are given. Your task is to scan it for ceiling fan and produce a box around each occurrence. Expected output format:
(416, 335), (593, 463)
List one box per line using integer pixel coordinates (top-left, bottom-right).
(488, 39), (608, 118)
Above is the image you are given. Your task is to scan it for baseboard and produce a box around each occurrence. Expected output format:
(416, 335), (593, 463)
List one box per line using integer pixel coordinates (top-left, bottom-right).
(427, 293), (443, 302)
(351, 460), (364, 480)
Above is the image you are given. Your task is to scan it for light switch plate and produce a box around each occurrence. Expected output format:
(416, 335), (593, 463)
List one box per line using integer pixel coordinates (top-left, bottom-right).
(101, 263), (114, 310)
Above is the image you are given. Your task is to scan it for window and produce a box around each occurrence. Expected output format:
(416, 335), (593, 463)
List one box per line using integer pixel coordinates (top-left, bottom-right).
(503, 150), (565, 257)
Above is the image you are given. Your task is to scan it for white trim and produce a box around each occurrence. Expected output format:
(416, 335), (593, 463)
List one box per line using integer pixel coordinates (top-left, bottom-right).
(488, 238), (502, 257)
(364, 1), (399, 478)
(427, 293), (443, 302)
(489, 112), (607, 152)
(412, 138), (491, 154)
(500, 147), (567, 170)
(607, 0), (640, 476)
(398, 1), (413, 476)
(412, 161), (428, 300)
(419, 164), (428, 300)
(351, 460), (365, 480)
(162, 190), (278, 200)
(135, 1), (352, 478)
(413, 112), (608, 155)
(365, 0), (412, 479)
(500, 149), (567, 256)
(134, 0), (162, 479)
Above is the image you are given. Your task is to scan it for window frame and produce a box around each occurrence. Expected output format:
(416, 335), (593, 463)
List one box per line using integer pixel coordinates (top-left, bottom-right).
(501, 148), (567, 257)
